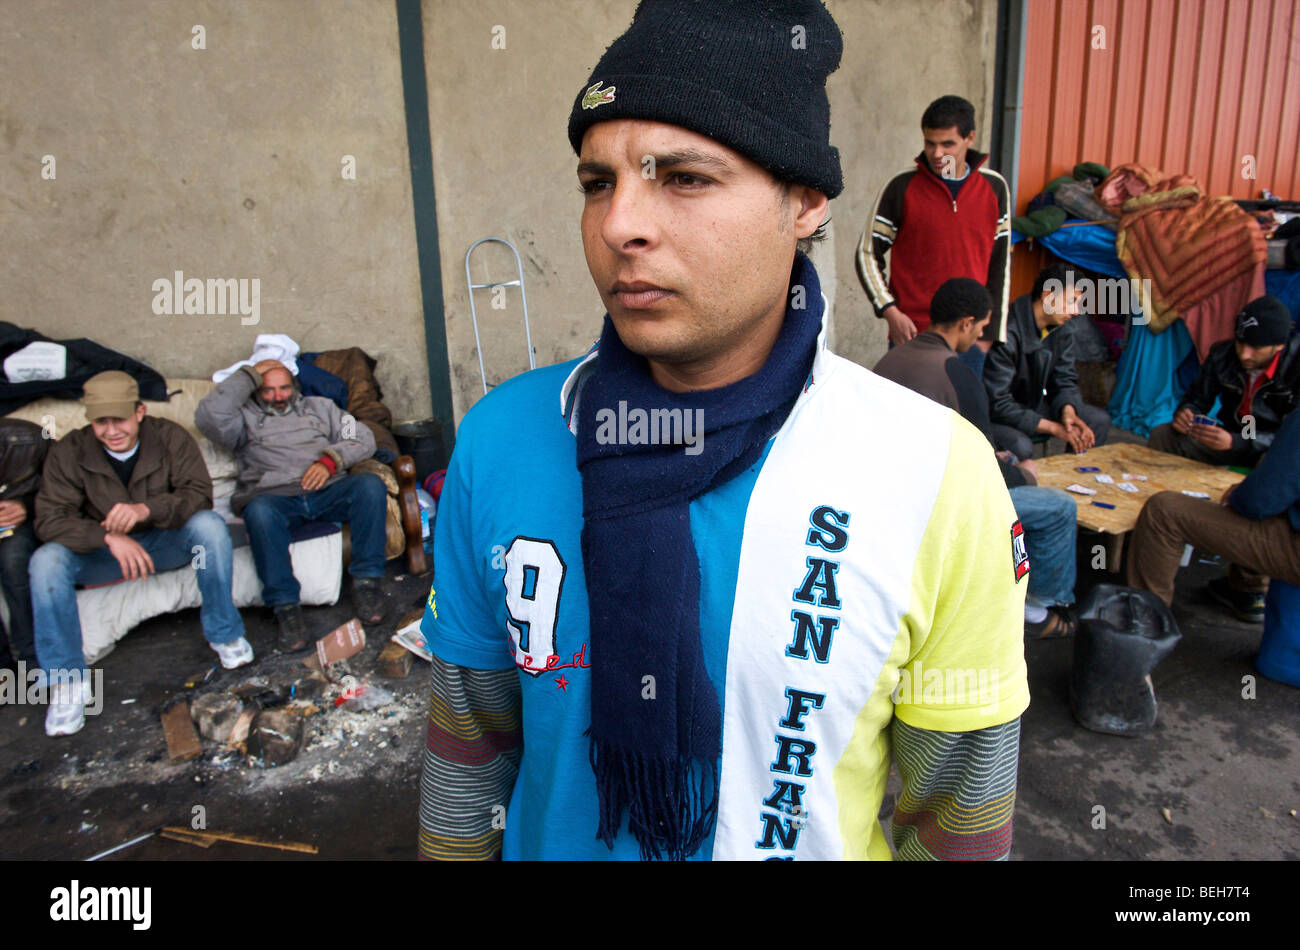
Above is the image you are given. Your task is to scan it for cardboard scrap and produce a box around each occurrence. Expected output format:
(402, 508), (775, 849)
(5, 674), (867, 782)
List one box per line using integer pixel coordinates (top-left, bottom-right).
(316, 618), (366, 669)
(161, 702), (203, 762)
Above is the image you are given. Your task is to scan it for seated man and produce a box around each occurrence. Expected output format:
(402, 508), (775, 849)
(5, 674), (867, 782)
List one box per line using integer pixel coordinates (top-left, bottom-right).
(983, 263), (1111, 459)
(0, 418), (47, 673)
(32, 371), (249, 737)
(1128, 406), (1300, 623)
(1148, 295), (1298, 467)
(875, 278), (1080, 637)
(195, 359), (387, 650)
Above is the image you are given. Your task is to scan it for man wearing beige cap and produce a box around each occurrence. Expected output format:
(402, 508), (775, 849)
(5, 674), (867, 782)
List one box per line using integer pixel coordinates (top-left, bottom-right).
(32, 370), (250, 736)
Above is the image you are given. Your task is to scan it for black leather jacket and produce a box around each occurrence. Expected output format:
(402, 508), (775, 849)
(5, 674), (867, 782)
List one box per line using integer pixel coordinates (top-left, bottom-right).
(0, 418), (48, 518)
(983, 293), (1086, 435)
(1179, 334), (1300, 457)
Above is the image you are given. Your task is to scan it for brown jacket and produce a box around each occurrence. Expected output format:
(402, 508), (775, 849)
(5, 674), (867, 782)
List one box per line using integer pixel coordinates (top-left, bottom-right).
(35, 416), (213, 553)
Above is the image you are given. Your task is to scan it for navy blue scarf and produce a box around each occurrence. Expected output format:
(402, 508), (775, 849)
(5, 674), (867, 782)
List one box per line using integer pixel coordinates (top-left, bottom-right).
(577, 253), (823, 859)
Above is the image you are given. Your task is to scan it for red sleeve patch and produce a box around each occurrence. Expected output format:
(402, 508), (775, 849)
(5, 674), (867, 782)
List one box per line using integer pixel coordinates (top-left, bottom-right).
(1010, 520), (1030, 582)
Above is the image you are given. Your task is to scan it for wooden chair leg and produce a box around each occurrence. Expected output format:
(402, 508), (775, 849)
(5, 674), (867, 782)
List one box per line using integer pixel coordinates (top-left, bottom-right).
(1106, 532), (1125, 576)
(392, 455), (429, 575)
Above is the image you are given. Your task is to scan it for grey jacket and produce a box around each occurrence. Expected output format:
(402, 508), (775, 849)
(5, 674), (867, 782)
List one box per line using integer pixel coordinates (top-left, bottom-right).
(195, 365), (375, 514)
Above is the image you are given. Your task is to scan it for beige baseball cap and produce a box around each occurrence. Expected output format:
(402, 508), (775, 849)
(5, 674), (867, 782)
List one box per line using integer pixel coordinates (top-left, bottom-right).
(83, 371), (139, 421)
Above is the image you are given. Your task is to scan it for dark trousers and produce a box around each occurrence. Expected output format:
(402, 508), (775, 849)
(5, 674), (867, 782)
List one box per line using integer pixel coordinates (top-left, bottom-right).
(1147, 422), (1259, 468)
(0, 520), (38, 666)
(992, 403), (1112, 460)
(242, 473), (387, 607)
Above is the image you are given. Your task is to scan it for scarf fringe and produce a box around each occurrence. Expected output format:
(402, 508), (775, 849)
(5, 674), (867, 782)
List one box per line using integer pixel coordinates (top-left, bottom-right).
(590, 736), (719, 861)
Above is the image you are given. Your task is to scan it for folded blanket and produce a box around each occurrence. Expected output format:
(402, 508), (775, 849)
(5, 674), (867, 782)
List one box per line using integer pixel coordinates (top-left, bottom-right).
(1098, 163), (1266, 358)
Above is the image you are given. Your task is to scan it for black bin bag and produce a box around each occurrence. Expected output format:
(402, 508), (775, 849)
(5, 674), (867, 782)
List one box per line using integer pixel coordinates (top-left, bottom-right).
(1069, 584), (1182, 736)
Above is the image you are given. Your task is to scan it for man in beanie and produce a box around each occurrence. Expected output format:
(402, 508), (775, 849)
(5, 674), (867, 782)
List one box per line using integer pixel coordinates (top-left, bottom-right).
(1148, 295), (1300, 468)
(32, 371), (249, 736)
(856, 94), (1012, 354)
(419, 1), (1028, 862)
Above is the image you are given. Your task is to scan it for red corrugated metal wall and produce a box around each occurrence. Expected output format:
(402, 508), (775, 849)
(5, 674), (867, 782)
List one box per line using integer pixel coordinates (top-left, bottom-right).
(1013, 0), (1300, 292)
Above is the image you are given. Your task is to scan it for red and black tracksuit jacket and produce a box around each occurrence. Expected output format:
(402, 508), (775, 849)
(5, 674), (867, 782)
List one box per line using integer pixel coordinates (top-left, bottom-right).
(856, 149), (1011, 340)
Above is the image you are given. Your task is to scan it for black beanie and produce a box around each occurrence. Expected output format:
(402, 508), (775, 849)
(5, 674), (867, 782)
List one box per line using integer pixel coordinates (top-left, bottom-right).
(567, 0), (844, 198)
(1234, 295), (1293, 346)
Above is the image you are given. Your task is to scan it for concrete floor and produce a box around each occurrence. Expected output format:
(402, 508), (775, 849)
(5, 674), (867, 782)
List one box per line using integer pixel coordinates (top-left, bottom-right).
(1, 459), (1296, 861)
(0, 569), (433, 861)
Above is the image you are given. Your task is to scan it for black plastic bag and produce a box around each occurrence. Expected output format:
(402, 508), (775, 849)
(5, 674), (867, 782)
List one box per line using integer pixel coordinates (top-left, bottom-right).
(1069, 583), (1182, 736)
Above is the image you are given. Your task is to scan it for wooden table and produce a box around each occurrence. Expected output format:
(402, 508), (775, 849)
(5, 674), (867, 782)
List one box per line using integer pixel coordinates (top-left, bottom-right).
(1032, 443), (1247, 570)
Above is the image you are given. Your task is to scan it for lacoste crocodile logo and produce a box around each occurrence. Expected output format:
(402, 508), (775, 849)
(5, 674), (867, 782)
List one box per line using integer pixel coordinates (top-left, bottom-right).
(582, 81), (616, 110)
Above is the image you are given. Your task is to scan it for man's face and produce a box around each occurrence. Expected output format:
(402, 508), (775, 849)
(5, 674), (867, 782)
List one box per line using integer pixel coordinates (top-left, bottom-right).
(1235, 341), (1283, 371)
(922, 125), (977, 179)
(259, 368), (294, 410)
(1041, 285), (1084, 327)
(91, 404), (146, 454)
(578, 120), (827, 389)
(956, 311), (992, 352)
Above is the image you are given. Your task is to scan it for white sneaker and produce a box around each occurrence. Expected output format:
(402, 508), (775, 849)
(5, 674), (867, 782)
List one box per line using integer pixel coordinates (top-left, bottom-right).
(45, 679), (93, 737)
(212, 636), (254, 670)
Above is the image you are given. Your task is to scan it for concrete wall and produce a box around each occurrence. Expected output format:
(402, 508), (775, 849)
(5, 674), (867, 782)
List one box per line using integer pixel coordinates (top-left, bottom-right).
(424, 0), (999, 424)
(0, 0), (430, 421)
(0, 0), (997, 431)
(825, 0), (999, 372)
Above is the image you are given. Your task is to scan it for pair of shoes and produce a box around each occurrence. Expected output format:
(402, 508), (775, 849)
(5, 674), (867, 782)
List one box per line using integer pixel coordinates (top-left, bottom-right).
(1025, 605), (1078, 640)
(1205, 577), (1265, 623)
(273, 603), (312, 653)
(352, 577), (387, 625)
(45, 678), (94, 737)
(212, 636), (254, 670)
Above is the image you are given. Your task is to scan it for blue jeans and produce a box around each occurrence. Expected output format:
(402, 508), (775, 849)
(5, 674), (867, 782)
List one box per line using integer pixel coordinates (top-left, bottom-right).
(241, 473), (387, 607)
(30, 509), (244, 675)
(1010, 486), (1077, 608)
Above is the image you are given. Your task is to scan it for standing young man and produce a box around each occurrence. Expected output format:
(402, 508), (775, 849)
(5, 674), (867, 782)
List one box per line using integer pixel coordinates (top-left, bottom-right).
(420, 0), (1028, 861)
(856, 94), (1012, 350)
